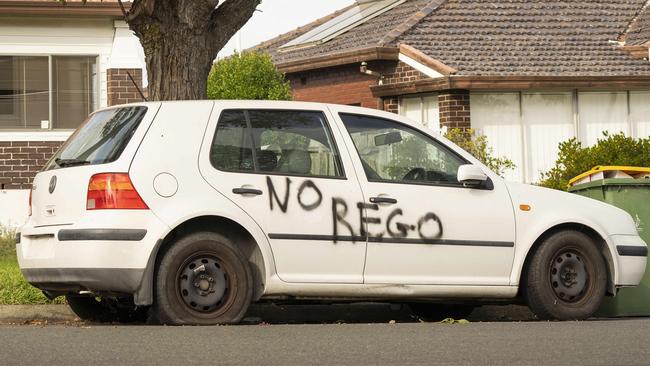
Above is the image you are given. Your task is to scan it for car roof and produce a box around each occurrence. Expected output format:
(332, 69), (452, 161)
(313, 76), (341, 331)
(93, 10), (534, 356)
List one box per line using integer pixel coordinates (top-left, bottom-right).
(95, 100), (401, 122)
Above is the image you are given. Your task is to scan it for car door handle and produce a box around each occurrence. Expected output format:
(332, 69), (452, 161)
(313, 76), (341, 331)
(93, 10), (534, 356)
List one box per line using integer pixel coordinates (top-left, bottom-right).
(232, 188), (263, 196)
(369, 196), (398, 205)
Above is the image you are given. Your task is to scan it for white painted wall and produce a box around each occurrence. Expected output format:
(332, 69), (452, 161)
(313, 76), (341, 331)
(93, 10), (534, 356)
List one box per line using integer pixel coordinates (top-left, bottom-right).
(0, 190), (29, 229)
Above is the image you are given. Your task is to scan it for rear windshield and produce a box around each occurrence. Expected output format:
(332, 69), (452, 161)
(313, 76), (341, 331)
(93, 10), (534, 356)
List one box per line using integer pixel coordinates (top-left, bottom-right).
(44, 106), (148, 171)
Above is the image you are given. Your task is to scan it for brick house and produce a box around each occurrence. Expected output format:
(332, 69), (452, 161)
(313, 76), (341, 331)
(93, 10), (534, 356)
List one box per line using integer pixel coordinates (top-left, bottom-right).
(255, 0), (650, 183)
(0, 0), (145, 226)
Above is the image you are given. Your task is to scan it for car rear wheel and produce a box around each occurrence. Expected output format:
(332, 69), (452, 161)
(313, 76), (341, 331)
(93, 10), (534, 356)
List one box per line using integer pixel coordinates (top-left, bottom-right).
(523, 230), (607, 321)
(408, 303), (475, 322)
(66, 295), (149, 323)
(153, 231), (253, 325)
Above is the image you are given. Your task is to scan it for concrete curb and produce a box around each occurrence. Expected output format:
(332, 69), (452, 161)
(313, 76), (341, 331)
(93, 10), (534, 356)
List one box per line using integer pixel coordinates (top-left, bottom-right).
(0, 303), (536, 324)
(0, 305), (77, 324)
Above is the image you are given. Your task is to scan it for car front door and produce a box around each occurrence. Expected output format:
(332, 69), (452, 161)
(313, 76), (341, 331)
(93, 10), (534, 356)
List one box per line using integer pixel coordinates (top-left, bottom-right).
(200, 103), (367, 284)
(334, 110), (516, 286)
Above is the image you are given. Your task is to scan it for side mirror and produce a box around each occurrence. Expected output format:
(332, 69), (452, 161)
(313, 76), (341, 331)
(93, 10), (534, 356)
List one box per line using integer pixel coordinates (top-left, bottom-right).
(457, 164), (488, 188)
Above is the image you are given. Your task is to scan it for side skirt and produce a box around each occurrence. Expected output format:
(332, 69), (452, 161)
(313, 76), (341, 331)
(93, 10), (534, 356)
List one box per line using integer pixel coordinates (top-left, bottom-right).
(263, 275), (519, 300)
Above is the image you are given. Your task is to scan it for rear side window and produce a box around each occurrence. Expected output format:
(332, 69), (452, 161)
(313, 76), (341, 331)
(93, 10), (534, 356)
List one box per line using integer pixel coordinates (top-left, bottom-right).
(210, 109), (344, 178)
(44, 106), (148, 171)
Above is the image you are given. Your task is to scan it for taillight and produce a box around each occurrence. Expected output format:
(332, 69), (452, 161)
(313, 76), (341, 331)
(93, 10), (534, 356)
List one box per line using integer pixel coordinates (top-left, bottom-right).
(28, 187), (32, 216)
(87, 173), (148, 210)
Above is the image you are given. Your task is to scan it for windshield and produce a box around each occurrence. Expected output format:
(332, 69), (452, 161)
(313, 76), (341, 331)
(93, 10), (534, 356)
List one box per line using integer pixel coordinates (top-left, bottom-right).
(44, 106), (148, 171)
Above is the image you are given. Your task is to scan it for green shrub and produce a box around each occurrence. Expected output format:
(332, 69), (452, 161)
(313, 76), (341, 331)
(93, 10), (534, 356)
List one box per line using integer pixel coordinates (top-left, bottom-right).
(444, 128), (515, 177)
(540, 132), (650, 191)
(207, 51), (291, 101)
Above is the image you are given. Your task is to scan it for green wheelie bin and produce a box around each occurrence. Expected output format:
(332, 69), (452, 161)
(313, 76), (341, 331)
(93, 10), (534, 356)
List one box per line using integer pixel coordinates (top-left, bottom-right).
(569, 166), (650, 317)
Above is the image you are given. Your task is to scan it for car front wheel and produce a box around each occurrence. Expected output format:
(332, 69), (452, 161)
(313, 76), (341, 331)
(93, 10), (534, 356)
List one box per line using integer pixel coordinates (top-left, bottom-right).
(153, 231), (253, 325)
(523, 230), (607, 321)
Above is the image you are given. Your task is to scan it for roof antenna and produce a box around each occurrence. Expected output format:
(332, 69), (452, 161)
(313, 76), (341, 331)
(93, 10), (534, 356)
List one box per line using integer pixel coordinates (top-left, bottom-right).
(126, 71), (148, 102)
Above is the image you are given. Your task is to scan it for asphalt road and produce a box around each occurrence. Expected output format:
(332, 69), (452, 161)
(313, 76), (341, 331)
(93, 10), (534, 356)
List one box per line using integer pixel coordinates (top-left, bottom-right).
(0, 319), (649, 365)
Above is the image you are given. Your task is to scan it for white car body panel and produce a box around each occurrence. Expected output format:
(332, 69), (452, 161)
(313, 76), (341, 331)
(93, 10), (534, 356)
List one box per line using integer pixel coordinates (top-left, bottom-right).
(198, 101), (368, 284)
(15, 100), (647, 306)
(329, 105), (516, 286)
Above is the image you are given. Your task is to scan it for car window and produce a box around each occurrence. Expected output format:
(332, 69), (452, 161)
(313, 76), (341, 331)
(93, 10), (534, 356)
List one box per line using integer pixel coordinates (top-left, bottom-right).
(210, 110), (255, 172)
(340, 113), (465, 185)
(44, 106), (148, 171)
(211, 109), (344, 178)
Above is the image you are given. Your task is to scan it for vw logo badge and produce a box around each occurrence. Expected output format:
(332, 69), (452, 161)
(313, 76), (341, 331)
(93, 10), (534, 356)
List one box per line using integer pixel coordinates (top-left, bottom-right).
(49, 176), (57, 194)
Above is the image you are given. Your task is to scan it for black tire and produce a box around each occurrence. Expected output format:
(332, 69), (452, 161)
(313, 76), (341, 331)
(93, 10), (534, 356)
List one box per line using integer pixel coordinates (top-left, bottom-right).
(523, 230), (607, 321)
(66, 295), (149, 323)
(408, 303), (475, 322)
(153, 231), (253, 325)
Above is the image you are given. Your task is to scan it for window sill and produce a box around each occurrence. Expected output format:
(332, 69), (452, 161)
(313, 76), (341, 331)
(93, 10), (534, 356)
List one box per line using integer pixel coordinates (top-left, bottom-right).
(0, 130), (74, 142)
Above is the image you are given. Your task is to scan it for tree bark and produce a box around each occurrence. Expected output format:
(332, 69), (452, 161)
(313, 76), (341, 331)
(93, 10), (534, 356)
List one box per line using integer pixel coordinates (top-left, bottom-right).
(123, 0), (260, 101)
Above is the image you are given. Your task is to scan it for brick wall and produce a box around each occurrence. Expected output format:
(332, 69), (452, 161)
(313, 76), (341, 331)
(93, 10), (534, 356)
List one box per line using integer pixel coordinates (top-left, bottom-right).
(288, 63), (385, 109)
(0, 141), (64, 190)
(438, 90), (471, 129)
(383, 97), (399, 114)
(382, 61), (428, 85)
(107, 68), (145, 106)
(286, 61), (471, 130)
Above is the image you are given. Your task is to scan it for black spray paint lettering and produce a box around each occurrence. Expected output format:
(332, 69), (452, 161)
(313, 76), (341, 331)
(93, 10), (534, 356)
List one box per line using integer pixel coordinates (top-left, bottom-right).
(267, 176), (291, 213)
(265, 176), (443, 242)
(332, 198), (355, 243)
(268, 177), (324, 213)
(357, 203), (383, 238)
(417, 212), (444, 240)
(386, 209), (409, 238)
(297, 180), (323, 211)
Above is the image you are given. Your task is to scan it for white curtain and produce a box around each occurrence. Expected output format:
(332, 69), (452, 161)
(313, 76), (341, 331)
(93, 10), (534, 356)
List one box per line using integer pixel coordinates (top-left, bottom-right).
(399, 94), (439, 132)
(630, 92), (650, 139)
(470, 93), (523, 182)
(521, 92), (575, 183)
(578, 92), (628, 145)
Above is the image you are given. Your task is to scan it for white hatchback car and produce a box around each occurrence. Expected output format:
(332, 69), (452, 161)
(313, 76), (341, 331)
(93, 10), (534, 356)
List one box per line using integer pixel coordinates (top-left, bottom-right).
(17, 101), (647, 324)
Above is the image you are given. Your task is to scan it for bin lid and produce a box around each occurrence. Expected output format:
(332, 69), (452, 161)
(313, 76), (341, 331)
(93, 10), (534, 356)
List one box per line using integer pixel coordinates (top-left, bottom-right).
(569, 166), (650, 187)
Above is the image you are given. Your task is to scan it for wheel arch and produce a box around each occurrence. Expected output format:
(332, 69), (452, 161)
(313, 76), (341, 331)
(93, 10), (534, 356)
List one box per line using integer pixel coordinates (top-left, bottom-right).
(134, 215), (268, 306)
(517, 222), (616, 297)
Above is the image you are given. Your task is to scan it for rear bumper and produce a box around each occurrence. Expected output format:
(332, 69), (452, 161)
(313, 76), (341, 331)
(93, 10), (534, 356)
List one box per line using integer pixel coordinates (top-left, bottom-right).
(611, 235), (648, 287)
(21, 268), (144, 295)
(17, 211), (169, 296)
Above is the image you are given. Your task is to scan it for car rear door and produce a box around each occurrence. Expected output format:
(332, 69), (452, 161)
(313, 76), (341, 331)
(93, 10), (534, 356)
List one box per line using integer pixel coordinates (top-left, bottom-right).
(332, 106), (516, 286)
(199, 102), (367, 284)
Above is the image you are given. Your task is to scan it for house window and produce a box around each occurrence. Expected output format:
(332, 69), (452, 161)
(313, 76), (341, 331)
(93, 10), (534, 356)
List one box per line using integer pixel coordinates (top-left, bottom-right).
(471, 91), (650, 183)
(280, 0), (405, 50)
(398, 94), (440, 132)
(0, 55), (97, 130)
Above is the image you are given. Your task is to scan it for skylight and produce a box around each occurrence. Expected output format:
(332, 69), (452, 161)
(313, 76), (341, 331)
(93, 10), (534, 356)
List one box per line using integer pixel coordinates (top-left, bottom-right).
(280, 0), (406, 50)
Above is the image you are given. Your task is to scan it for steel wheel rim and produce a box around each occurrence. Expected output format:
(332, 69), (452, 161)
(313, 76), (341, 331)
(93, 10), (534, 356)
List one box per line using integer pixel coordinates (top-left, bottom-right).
(549, 249), (590, 303)
(176, 250), (234, 315)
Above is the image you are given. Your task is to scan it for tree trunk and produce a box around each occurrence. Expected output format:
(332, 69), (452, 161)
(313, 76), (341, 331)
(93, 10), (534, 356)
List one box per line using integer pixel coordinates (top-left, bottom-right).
(124, 0), (260, 101)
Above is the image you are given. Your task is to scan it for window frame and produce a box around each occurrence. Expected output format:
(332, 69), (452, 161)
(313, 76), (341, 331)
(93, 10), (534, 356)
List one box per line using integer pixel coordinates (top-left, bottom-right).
(0, 53), (100, 132)
(210, 108), (348, 181)
(339, 112), (477, 189)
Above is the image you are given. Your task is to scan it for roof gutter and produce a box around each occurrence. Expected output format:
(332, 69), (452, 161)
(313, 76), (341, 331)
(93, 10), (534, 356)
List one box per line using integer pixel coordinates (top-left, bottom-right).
(370, 75), (650, 96)
(0, 1), (128, 17)
(276, 46), (399, 74)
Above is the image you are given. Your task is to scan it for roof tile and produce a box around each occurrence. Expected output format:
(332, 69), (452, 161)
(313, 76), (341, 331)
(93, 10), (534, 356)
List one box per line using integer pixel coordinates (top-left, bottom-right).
(260, 0), (650, 77)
